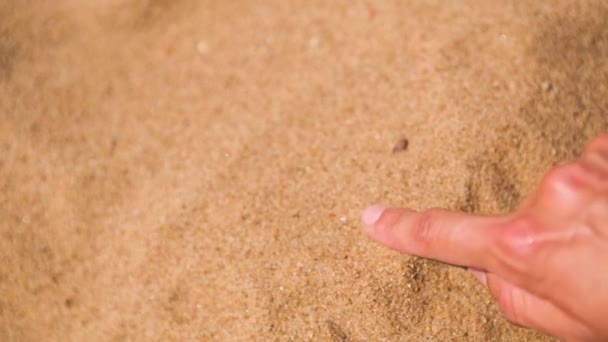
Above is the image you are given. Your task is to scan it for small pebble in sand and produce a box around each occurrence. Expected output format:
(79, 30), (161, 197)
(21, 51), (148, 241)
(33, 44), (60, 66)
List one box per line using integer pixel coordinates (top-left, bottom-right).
(541, 81), (552, 92)
(339, 216), (347, 224)
(197, 40), (209, 54)
(309, 36), (320, 49)
(392, 137), (409, 154)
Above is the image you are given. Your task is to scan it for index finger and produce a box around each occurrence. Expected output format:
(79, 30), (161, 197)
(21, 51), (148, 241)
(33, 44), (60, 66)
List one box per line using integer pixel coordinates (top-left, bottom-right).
(362, 205), (503, 270)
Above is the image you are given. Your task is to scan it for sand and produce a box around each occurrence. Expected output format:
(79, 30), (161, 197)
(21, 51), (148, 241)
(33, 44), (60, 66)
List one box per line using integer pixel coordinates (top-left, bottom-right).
(1, 1), (607, 341)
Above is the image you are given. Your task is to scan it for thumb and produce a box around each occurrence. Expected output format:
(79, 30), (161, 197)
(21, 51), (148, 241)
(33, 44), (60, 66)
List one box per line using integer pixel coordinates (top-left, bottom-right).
(472, 271), (591, 340)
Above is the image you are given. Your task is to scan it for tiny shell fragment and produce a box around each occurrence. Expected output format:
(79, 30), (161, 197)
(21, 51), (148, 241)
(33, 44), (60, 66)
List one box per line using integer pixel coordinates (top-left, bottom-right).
(392, 138), (409, 154)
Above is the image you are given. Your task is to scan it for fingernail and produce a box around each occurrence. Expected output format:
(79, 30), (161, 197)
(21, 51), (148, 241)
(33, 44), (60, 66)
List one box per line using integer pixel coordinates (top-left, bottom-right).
(469, 269), (487, 287)
(362, 205), (386, 229)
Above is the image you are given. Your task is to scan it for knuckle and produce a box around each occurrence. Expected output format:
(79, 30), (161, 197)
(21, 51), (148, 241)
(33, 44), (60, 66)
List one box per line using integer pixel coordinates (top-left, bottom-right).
(495, 216), (556, 289)
(585, 133), (608, 155)
(496, 216), (542, 259)
(581, 150), (608, 188)
(542, 162), (581, 194)
(409, 209), (442, 251)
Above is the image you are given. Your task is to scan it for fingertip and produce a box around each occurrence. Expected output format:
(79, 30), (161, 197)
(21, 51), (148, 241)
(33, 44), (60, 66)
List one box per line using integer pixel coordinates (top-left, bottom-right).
(361, 205), (387, 230)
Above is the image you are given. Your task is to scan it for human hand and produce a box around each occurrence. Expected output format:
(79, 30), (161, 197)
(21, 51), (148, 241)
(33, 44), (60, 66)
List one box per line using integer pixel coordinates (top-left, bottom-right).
(362, 134), (608, 341)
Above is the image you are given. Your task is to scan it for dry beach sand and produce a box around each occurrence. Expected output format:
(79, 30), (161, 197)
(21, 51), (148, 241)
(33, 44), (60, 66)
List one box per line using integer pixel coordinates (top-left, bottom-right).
(1, 0), (607, 340)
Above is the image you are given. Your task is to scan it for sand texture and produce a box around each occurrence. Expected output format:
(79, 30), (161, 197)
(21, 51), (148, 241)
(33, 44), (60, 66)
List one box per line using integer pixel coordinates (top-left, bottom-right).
(1, 1), (607, 341)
